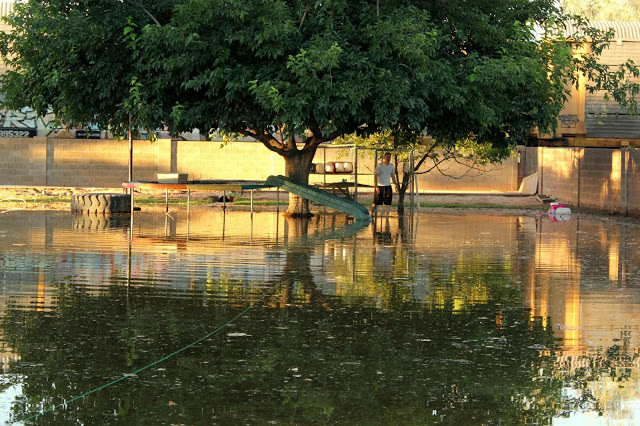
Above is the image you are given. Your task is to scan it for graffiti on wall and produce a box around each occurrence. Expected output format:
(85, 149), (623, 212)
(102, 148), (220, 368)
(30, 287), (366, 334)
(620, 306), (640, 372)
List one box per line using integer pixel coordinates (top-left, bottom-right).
(0, 104), (62, 137)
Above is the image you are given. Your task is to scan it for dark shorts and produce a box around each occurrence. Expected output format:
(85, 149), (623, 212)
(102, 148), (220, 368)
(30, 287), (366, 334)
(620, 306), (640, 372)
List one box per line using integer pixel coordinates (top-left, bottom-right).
(374, 185), (392, 205)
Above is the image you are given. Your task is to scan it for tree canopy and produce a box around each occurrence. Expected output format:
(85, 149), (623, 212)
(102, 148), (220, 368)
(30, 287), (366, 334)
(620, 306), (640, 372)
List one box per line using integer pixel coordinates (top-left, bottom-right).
(131, 0), (582, 151)
(0, 1), (178, 136)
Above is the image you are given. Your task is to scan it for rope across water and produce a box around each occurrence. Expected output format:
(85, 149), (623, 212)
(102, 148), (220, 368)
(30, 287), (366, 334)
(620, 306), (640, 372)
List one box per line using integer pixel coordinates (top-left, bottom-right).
(20, 301), (257, 423)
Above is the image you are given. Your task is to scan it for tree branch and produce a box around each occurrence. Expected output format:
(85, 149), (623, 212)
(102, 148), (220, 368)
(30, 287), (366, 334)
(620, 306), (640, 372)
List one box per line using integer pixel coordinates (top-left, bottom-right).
(242, 127), (286, 156)
(299, 7), (309, 29)
(125, 0), (161, 27)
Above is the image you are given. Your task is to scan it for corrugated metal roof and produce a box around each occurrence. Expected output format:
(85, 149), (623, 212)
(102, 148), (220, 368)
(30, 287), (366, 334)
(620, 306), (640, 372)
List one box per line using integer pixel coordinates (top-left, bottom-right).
(564, 21), (640, 41)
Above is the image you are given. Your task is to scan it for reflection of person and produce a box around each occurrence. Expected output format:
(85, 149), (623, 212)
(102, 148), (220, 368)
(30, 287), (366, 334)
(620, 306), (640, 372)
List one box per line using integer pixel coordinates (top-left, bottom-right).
(373, 217), (393, 276)
(371, 152), (399, 216)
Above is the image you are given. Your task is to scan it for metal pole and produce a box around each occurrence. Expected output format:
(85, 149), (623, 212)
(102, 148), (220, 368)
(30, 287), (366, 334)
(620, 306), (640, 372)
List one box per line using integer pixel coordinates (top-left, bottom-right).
(128, 118), (134, 213)
(128, 117), (133, 183)
(130, 186), (134, 214)
(353, 145), (358, 203)
(323, 145), (327, 189)
(415, 169), (420, 212)
(410, 151), (415, 214)
(374, 149), (379, 209)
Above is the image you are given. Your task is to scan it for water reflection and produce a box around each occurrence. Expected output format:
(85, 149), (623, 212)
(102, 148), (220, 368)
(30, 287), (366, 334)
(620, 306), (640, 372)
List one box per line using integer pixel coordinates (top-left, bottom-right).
(0, 208), (639, 423)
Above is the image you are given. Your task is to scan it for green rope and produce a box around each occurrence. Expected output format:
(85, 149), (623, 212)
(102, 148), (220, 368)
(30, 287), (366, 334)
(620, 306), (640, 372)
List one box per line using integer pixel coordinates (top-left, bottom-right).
(20, 303), (254, 423)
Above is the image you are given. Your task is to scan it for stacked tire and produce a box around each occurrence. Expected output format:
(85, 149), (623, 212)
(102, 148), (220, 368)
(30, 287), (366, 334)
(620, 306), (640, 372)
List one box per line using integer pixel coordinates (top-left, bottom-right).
(71, 193), (131, 214)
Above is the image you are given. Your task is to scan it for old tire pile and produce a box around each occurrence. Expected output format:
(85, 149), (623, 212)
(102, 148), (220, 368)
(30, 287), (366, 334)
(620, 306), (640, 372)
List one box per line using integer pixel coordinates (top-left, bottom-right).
(71, 193), (131, 214)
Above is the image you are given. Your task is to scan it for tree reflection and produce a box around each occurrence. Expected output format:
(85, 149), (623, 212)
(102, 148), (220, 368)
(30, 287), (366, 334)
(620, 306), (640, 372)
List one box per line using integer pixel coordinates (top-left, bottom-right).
(271, 216), (327, 308)
(1, 281), (567, 424)
(3, 213), (637, 424)
(556, 331), (640, 418)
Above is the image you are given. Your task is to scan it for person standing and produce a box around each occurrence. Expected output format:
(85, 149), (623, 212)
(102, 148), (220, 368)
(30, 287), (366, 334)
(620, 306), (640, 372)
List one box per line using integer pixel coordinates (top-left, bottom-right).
(371, 152), (399, 216)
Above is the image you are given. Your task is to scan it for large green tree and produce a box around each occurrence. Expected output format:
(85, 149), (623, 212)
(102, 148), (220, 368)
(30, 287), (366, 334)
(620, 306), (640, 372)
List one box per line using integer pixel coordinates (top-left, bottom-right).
(1, 0), (637, 216)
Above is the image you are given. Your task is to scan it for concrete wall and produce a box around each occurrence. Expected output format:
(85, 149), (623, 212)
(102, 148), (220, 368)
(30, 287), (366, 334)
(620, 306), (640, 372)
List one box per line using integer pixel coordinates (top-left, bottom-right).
(0, 137), (47, 185)
(414, 156), (517, 192)
(0, 137), (517, 191)
(579, 149), (622, 212)
(173, 140), (285, 181)
(521, 146), (640, 216)
(4, 137), (640, 217)
(628, 150), (640, 217)
(0, 138), (285, 187)
(539, 148), (580, 205)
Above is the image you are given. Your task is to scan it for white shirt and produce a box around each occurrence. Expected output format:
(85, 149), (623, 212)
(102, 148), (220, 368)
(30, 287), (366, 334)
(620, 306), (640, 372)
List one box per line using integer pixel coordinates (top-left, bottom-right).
(375, 162), (395, 186)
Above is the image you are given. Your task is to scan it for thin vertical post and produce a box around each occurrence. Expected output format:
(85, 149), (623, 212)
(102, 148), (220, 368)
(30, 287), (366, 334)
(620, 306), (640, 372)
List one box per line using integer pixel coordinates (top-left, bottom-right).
(353, 145), (358, 203)
(128, 116), (133, 183)
(410, 150), (415, 214)
(128, 116), (134, 214)
(323, 145), (327, 189)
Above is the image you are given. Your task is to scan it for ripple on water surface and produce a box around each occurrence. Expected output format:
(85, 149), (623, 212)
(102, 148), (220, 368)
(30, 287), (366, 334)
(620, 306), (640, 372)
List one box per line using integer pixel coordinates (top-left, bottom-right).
(0, 209), (640, 424)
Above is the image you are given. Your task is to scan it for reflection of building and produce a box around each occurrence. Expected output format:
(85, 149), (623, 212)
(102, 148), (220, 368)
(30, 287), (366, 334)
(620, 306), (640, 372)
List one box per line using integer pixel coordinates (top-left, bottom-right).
(503, 213), (640, 422)
(519, 215), (640, 358)
(555, 340), (640, 423)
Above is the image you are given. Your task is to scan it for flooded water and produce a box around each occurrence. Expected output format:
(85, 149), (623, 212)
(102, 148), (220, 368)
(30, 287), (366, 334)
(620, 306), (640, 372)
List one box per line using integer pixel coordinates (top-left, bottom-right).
(0, 206), (640, 424)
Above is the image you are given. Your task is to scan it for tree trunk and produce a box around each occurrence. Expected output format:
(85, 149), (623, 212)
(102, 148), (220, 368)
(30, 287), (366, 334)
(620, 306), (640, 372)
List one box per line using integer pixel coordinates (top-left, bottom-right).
(396, 170), (412, 216)
(397, 190), (406, 216)
(283, 149), (316, 217)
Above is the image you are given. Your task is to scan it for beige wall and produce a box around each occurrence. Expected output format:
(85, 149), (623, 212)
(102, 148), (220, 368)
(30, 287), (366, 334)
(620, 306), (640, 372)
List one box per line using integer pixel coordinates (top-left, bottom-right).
(419, 156), (517, 192)
(539, 147), (581, 205)
(0, 137), (517, 191)
(3, 137), (640, 217)
(0, 137), (46, 185)
(0, 138), (285, 187)
(174, 140), (285, 181)
(522, 146), (640, 216)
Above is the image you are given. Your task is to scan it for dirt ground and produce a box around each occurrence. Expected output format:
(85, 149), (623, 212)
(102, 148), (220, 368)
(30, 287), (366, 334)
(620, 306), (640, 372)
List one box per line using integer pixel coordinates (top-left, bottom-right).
(0, 185), (546, 211)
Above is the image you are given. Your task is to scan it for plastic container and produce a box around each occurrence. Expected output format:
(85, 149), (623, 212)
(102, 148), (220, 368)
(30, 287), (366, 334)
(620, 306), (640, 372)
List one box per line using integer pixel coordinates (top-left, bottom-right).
(548, 202), (571, 215)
